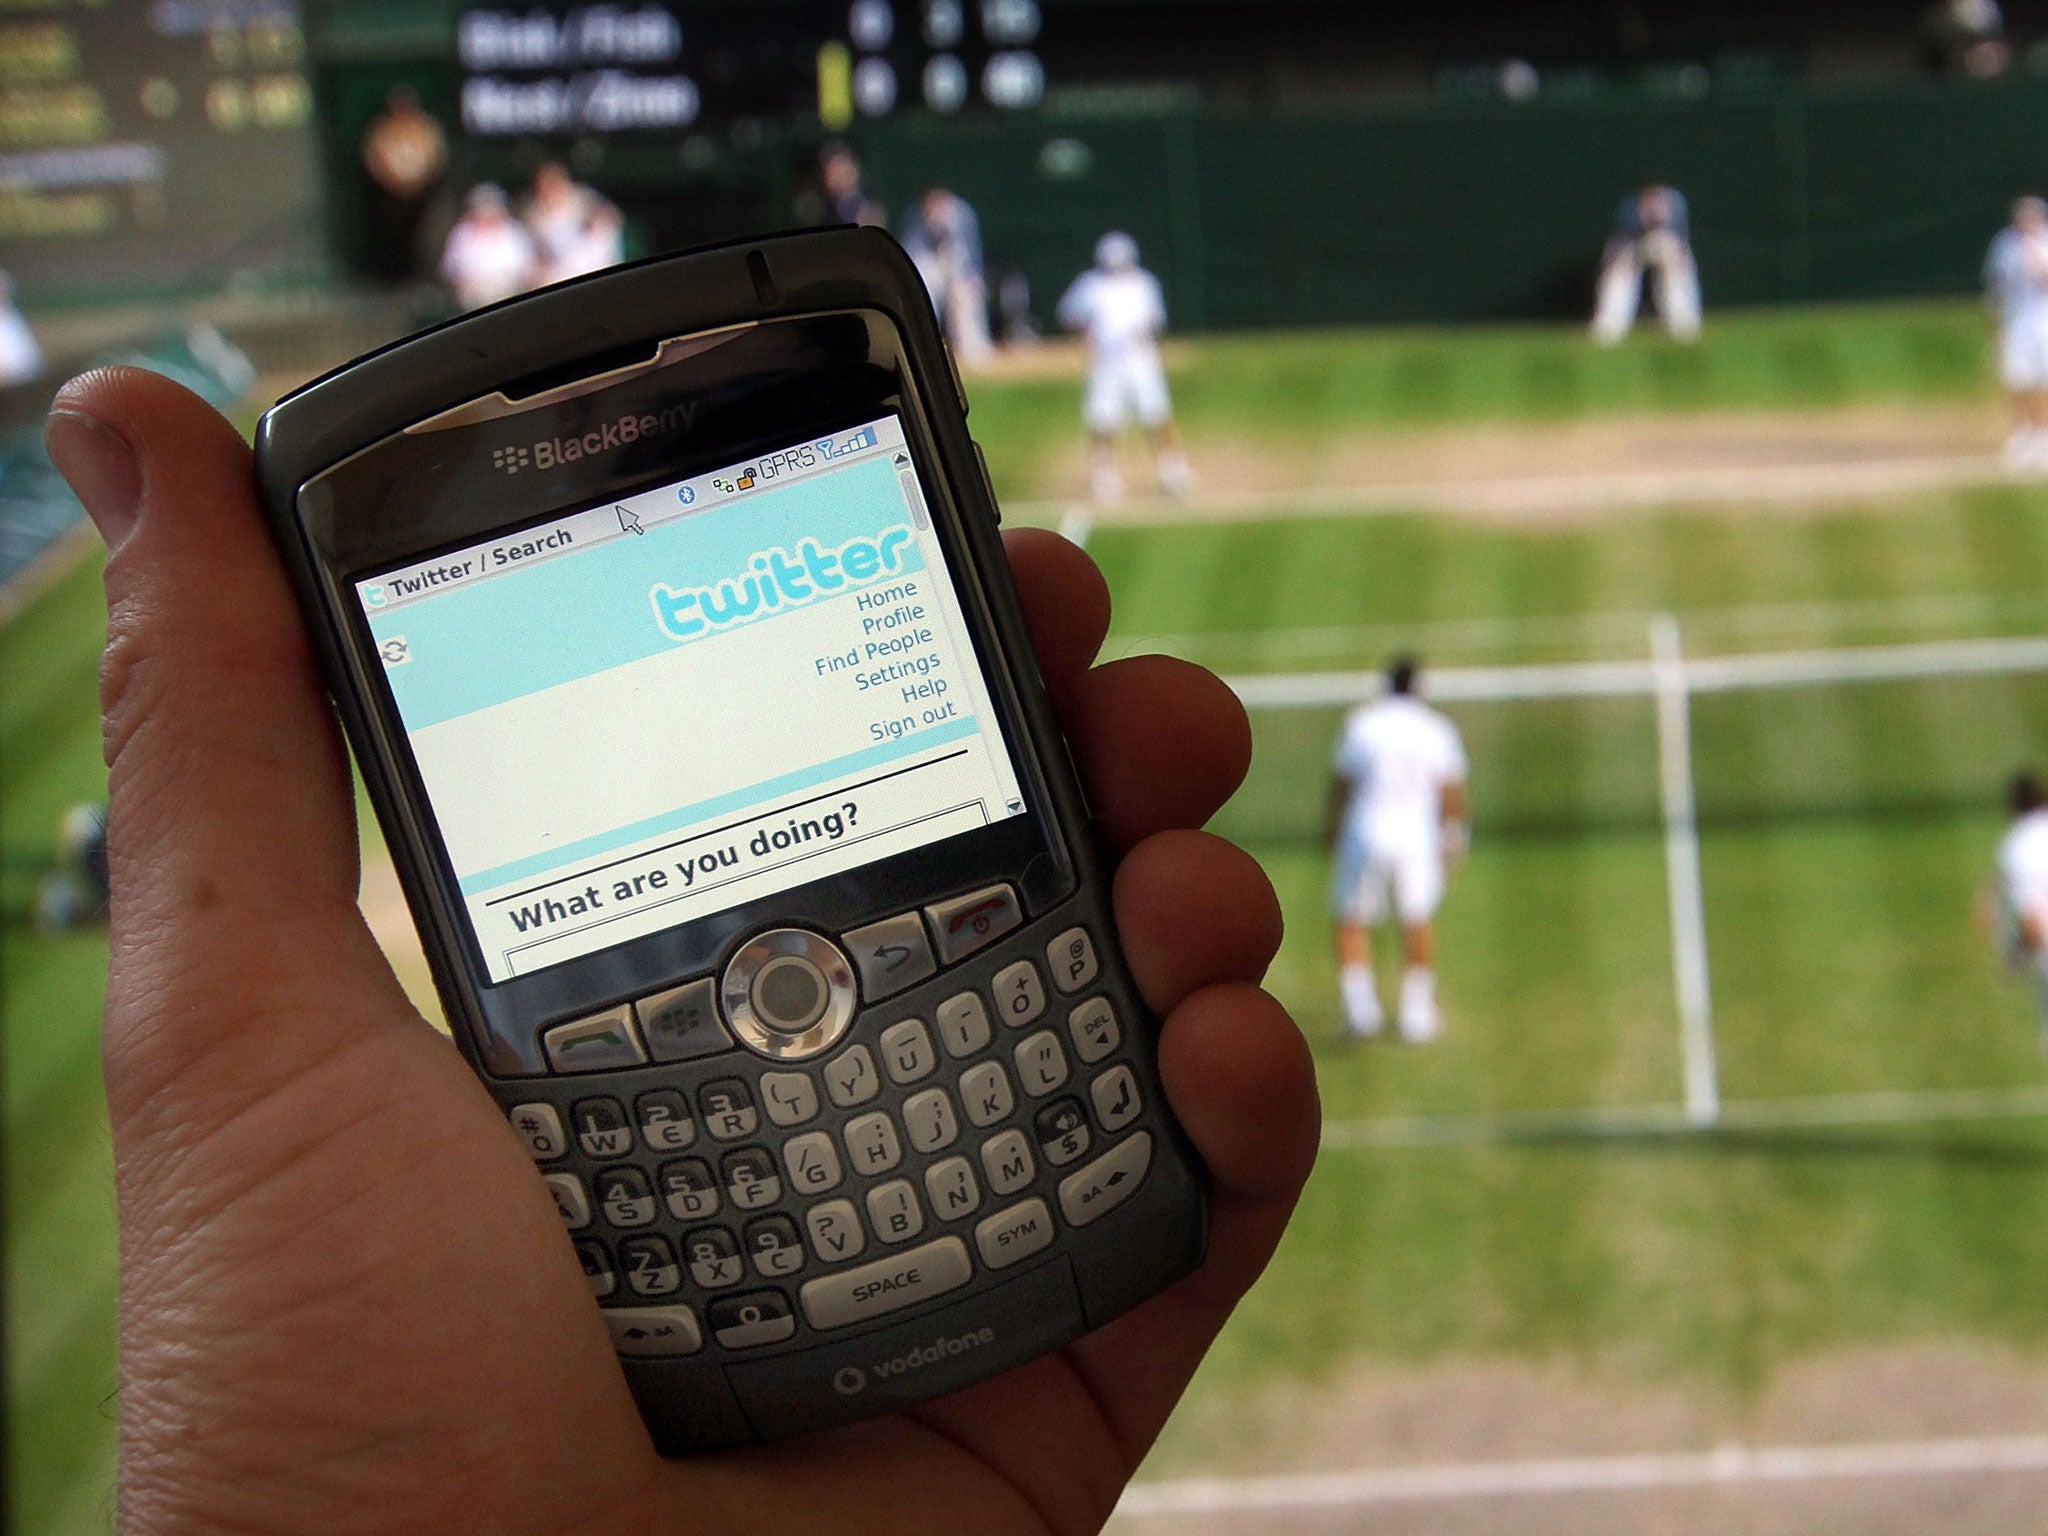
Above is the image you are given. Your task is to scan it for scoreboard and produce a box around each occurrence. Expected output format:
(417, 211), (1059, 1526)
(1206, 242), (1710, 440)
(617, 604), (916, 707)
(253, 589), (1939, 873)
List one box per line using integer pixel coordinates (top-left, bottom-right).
(455, 0), (1047, 138)
(0, 0), (316, 298)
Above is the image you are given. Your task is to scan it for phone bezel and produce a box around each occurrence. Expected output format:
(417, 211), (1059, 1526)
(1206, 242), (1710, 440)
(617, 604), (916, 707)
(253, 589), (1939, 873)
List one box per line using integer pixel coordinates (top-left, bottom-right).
(264, 254), (1082, 1079)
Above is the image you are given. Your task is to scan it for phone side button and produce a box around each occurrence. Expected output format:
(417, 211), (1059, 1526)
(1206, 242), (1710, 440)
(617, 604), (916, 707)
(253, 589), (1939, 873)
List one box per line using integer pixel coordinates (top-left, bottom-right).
(972, 441), (1000, 523)
(604, 1306), (703, 1358)
(799, 1236), (973, 1329)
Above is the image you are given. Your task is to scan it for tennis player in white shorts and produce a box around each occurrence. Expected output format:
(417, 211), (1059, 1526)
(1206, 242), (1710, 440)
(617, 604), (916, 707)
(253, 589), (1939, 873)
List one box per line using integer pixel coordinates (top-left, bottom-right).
(1986, 197), (2048, 468)
(1057, 232), (1192, 504)
(1328, 657), (1471, 1042)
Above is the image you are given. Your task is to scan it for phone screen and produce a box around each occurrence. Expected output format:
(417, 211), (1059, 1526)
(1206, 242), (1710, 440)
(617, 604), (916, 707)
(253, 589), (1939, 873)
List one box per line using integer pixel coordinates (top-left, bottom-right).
(352, 414), (1027, 982)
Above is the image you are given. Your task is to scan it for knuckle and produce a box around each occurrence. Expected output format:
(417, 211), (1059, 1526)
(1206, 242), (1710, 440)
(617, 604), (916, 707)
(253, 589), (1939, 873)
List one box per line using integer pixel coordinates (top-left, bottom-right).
(99, 589), (169, 770)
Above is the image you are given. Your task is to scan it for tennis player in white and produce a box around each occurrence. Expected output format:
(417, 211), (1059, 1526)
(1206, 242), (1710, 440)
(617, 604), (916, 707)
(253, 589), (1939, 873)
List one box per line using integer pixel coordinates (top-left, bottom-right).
(1057, 232), (1193, 504)
(1984, 196), (2048, 468)
(1328, 657), (1471, 1042)
(1992, 771), (2048, 1047)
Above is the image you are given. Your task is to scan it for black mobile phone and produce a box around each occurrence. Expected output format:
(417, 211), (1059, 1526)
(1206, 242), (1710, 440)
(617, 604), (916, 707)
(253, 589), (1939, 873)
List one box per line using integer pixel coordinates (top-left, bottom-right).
(254, 227), (1207, 1452)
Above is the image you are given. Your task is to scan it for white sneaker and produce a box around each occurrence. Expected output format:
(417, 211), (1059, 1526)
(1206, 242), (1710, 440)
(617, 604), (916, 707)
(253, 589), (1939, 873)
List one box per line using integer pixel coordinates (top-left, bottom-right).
(1344, 1007), (1386, 1043)
(1399, 1004), (1442, 1044)
(1157, 448), (1194, 498)
(1090, 459), (1125, 505)
(1341, 967), (1384, 1039)
(2007, 428), (2044, 469)
(1398, 972), (1442, 1043)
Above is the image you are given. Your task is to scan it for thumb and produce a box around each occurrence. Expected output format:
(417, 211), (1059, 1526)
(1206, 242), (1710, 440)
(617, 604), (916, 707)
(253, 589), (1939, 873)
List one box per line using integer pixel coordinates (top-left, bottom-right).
(47, 368), (393, 1112)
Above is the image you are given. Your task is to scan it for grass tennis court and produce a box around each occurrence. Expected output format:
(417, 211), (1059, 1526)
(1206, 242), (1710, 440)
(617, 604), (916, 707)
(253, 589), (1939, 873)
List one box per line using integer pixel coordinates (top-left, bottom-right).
(10, 300), (2048, 1529)
(1082, 480), (2048, 1482)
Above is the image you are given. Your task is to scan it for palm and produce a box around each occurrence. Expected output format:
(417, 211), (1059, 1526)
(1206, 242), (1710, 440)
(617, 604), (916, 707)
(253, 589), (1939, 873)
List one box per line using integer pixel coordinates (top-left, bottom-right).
(67, 367), (1318, 1536)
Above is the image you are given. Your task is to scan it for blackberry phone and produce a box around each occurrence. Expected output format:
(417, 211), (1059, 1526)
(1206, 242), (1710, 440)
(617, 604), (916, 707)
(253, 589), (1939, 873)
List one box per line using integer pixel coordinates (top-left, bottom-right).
(254, 228), (1207, 1451)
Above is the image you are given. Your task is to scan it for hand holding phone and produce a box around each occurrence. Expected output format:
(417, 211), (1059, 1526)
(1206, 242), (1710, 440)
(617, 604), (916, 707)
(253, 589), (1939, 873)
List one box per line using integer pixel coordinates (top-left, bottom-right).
(48, 344), (1318, 1525)
(256, 229), (1251, 1449)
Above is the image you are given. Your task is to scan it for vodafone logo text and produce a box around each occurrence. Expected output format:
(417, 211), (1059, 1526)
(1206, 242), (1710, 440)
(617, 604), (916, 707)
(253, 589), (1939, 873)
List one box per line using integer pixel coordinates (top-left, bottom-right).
(833, 1326), (998, 1394)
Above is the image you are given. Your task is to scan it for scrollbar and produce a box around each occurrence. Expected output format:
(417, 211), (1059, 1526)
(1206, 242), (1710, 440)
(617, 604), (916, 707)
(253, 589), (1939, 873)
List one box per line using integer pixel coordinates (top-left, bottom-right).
(897, 466), (931, 531)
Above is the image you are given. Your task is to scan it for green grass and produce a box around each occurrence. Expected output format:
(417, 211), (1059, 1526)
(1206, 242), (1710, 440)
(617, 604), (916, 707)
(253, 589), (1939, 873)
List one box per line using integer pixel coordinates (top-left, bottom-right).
(1083, 483), (2048, 1471)
(968, 298), (2003, 500)
(1175, 1116), (2048, 1457)
(3, 552), (116, 1536)
(8, 303), (2047, 1518)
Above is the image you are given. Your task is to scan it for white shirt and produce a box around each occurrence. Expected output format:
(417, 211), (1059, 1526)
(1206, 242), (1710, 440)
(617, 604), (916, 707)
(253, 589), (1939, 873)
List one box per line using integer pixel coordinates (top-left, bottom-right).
(1335, 695), (1468, 851)
(441, 217), (536, 310)
(2000, 809), (2048, 921)
(1058, 267), (1167, 362)
(526, 190), (624, 284)
(549, 219), (624, 284)
(1986, 227), (2048, 330)
(0, 303), (42, 386)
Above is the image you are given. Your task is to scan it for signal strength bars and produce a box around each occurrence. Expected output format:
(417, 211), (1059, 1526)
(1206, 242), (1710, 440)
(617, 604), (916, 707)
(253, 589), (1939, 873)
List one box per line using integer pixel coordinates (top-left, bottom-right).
(820, 425), (879, 459)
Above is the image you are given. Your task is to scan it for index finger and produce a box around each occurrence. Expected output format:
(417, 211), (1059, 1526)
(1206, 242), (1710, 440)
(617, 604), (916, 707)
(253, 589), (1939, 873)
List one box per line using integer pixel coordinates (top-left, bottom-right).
(1002, 527), (1111, 694)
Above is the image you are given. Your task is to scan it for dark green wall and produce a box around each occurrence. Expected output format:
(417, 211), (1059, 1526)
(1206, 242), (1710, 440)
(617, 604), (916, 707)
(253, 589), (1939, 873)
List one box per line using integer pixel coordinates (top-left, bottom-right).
(857, 78), (2048, 329)
(305, 1), (2048, 330)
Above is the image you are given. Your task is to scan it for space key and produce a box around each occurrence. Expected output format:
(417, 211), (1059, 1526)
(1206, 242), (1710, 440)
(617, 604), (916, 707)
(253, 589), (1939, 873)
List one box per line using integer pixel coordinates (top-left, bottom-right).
(800, 1237), (974, 1330)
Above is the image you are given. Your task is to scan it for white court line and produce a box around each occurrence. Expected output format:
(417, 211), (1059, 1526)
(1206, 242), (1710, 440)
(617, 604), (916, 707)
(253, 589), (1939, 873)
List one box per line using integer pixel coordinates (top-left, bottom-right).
(1113, 1434), (2048, 1519)
(1119, 590), (2048, 664)
(1014, 451), (2021, 528)
(1226, 633), (2048, 710)
(1651, 616), (1722, 1126)
(1318, 1084), (2048, 1150)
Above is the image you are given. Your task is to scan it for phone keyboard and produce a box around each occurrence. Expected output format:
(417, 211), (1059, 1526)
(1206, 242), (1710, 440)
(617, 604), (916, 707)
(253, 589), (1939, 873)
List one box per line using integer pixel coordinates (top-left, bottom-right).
(503, 887), (1157, 1362)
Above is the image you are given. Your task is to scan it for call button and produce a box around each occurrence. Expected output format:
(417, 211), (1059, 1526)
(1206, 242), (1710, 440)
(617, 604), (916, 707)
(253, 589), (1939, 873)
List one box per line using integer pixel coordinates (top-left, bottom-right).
(543, 1006), (648, 1074)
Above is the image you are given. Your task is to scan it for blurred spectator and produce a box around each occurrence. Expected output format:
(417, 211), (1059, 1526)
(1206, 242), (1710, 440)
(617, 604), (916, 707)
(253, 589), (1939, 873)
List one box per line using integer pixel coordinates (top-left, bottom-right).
(1924, 0), (2012, 77)
(1592, 183), (1702, 347)
(360, 85), (448, 285)
(821, 142), (886, 228)
(0, 270), (44, 387)
(440, 185), (536, 312)
(34, 802), (109, 933)
(993, 261), (1038, 347)
(904, 186), (994, 365)
(1985, 196), (2048, 467)
(524, 162), (625, 287)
